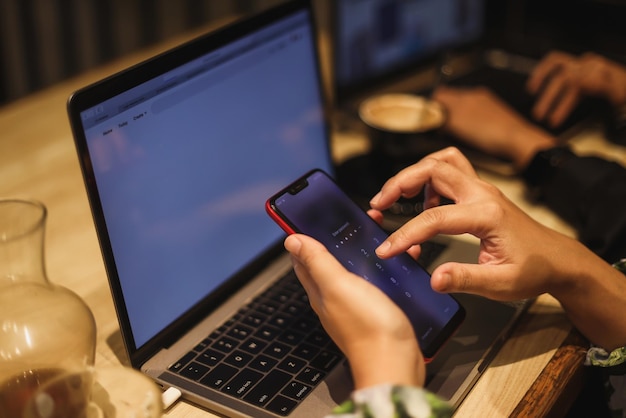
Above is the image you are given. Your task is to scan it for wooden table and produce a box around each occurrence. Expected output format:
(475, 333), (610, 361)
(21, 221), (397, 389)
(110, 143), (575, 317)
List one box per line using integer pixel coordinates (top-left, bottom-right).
(2, 21), (624, 418)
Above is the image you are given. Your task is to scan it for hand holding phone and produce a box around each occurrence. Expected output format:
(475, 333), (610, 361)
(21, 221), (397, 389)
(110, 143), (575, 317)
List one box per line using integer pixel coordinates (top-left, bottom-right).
(266, 169), (465, 361)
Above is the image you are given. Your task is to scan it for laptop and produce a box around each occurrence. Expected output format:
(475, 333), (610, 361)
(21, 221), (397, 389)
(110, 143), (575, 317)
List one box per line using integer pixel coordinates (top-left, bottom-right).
(67, 1), (530, 416)
(329, 0), (605, 176)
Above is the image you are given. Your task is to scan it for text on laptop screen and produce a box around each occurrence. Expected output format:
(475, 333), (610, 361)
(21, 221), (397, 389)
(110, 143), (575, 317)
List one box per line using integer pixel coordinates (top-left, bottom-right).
(334, 0), (484, 98)
(79, 10), (332, 348)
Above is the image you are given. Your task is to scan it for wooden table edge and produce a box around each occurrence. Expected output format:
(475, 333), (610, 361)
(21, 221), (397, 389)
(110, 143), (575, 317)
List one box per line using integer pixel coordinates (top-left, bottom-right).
(510, 327), (589, 418)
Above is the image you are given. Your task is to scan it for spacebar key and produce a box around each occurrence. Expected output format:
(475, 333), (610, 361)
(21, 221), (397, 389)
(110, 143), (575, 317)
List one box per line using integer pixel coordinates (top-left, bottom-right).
(244, 369), (292, 407)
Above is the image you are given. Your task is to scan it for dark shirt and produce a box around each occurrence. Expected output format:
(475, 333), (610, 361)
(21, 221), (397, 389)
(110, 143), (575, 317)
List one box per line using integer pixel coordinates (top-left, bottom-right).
(522, 147), (626, 264)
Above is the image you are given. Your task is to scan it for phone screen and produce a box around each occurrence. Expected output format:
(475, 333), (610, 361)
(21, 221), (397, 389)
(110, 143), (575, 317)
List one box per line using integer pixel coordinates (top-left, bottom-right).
(266, 169), (465, 360)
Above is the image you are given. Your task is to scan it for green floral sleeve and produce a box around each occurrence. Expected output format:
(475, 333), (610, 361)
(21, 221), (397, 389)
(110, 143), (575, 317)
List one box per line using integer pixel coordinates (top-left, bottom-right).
(586, 257), (626, 369)
(583, 258), (626, 417)
(325, 384), (453, 418)
(585, 345), (626, 368)
(587, 258), (626, 369)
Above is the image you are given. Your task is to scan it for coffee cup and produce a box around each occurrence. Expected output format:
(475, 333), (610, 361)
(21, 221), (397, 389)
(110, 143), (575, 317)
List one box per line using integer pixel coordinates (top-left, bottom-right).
(359, 93), (447, 161)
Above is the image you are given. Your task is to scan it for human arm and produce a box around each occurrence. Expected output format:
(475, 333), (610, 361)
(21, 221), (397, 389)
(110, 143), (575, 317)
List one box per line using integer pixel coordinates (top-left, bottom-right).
(370, 147), (626, 351)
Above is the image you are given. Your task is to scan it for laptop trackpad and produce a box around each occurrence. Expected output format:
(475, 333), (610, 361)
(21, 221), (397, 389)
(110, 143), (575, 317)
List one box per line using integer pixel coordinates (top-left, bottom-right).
(320, 293), (523, 411)
(426, 293), (523, 407)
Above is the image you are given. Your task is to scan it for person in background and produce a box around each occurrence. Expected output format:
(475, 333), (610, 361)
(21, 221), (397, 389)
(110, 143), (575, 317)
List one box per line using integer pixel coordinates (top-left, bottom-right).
(431, 50), (626, 265)
(285, 147), (626, 418)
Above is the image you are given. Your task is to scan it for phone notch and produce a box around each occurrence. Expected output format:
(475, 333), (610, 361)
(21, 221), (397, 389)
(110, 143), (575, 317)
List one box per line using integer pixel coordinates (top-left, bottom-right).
(288, 178), (309, 195)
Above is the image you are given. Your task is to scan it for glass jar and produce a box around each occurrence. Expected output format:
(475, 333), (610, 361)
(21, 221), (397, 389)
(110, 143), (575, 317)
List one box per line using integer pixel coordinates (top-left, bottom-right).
(0, 199), (97, 416)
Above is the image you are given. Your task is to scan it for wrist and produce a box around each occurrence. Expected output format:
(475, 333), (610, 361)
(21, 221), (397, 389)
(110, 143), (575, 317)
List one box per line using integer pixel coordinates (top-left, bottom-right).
(509, 125), (556, 172)
(608, 66), (626, 107)
(550, 243), (626, 350)
(348, 339), (424, 390)
(520, 145), (575, 188)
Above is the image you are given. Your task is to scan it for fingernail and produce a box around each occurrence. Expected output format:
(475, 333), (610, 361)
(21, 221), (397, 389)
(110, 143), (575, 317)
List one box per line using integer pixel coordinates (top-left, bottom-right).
(437, 273), (452, 292)
(375, 240), (391, 256)
(370, 192), (382, 207)
(284, 235), (302, 255)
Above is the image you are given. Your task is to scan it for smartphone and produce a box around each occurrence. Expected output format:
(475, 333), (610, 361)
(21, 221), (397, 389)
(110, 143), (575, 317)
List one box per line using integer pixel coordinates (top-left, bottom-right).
(266, 168), (465, 361)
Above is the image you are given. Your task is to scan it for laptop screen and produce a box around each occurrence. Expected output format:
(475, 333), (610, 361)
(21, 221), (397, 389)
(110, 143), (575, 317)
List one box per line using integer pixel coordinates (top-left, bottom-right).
(71, 3), (332, 352)
(333, 0), (484, 103)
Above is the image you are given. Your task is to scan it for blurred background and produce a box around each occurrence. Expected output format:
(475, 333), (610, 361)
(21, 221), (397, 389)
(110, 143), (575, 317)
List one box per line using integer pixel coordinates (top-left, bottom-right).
(0, 0), (283, 106)
(0, 0), (624, 107)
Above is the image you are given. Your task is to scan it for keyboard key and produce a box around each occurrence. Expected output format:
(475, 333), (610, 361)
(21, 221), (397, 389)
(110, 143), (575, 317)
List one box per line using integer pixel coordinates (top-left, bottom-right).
(279, 275), (300, 290)
(179, 362), (210, 381)
(208, 329), (222, 340)
(243, 369), (291, 407)
(296, 292), (309, 304)
(292, 318), (316, 334)
(227, 325), (254, 340)
(296, 366), (325, 386)
(169, 351), (196, 372)
(264, 341), (292, 359)
(291, 343), (319, 361)
(221, 368), (263, 398)
(212, 336), (239, 353)
(281, 301), (305, 316)
(326, 340), (341, 354)
(200, 363), (238, 389)
(281, 381), (311, 401)
(242, 312), (267, 327)
(269, 313), (293, 328)
(255, 300), (279, 316)
(278, 330), (306, 346)
(255, 325), (281, 341)
(248, 354), (278, 373)
(239, 337), (267, 355)
(267, 395), (298, 416)
(310, 350), (342, 371)
(306, 331), (331, 347)
(197, 348), (224, 367)
(193, 338), (211, 352)
(268, 290), (291, 304)
(277, 356), (306, 374)
(224, 350), (253, 368)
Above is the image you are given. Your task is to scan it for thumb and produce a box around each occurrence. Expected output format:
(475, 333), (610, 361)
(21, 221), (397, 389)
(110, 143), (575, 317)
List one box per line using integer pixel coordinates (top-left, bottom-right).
(431, 262), (519, 301)
(284, 234), (337, 271)
(284, 234), (347, 288)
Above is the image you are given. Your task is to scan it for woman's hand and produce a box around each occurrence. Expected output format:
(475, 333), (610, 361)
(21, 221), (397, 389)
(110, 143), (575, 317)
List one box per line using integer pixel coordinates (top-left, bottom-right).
(370, 147), (626, 350)
(433, 86), (556, 170)
(371, 147), (568, 301)
(284, 234), (425, 390)
(527, 50), (626, 127)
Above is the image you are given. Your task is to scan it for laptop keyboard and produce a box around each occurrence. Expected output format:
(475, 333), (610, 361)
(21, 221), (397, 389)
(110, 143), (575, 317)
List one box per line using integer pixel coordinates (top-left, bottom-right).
(168, 240), (448, 416)
(168, 270), (344, 416)
(417, 240), (448, 269)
